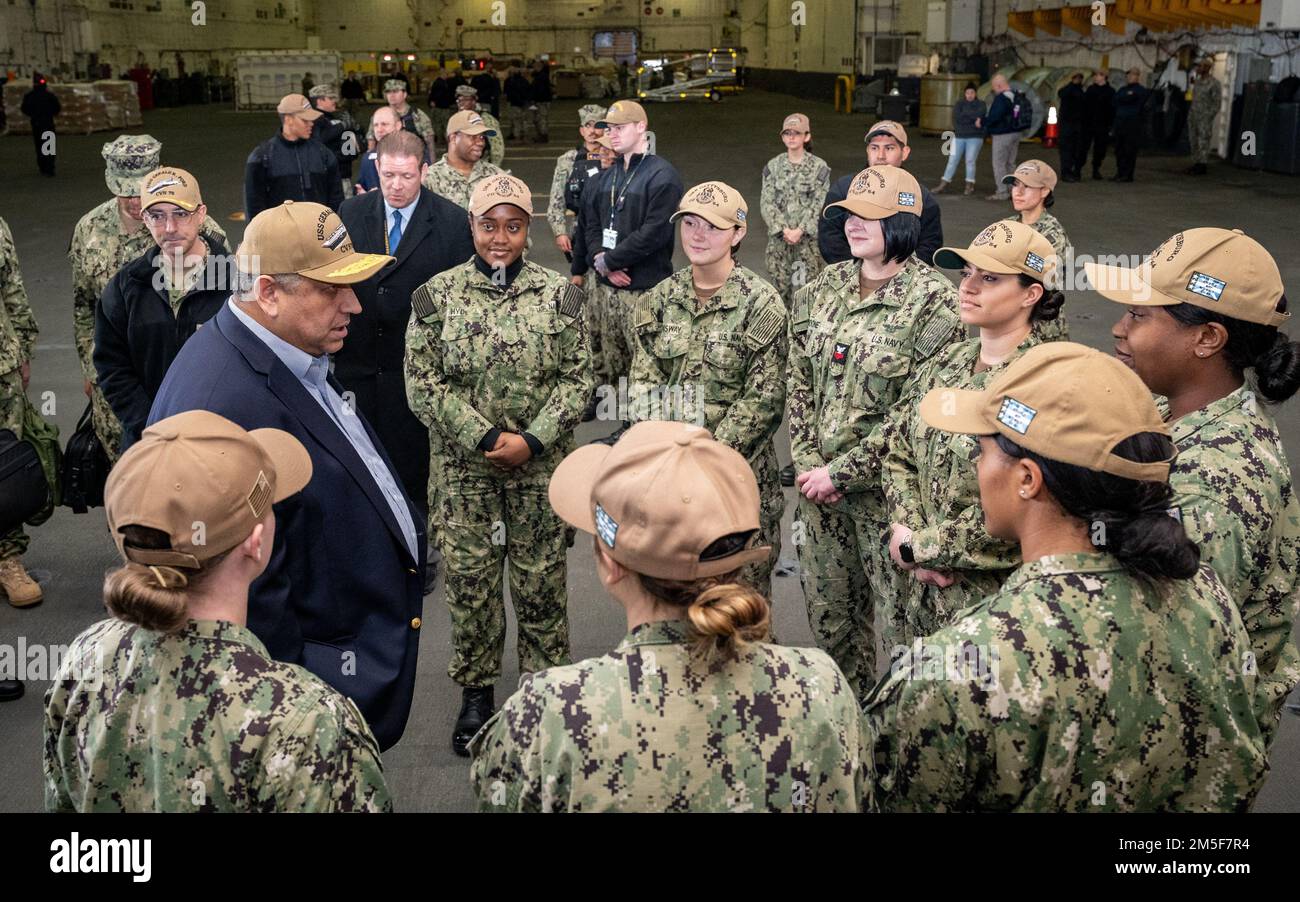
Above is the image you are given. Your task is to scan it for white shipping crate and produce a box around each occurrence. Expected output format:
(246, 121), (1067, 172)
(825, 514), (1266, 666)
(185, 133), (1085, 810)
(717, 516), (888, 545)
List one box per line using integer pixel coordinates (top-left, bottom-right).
(235, 50), (342, 110)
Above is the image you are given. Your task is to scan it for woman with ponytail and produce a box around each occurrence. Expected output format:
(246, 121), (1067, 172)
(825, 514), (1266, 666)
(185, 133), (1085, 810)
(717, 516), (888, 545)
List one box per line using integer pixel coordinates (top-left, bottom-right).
(881, 220), (1066, 651)
(864, 343), (1267, 811)
(470, 421), (866, 812)
(43, 410), (393, 812)
(1092, 228), (1300, 746)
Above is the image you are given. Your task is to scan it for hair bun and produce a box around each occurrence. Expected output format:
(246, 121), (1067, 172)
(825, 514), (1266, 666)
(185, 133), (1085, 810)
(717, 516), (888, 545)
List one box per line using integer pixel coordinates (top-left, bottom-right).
(1032, 288), (1065, 323)
(1254, 333), (1300, 404)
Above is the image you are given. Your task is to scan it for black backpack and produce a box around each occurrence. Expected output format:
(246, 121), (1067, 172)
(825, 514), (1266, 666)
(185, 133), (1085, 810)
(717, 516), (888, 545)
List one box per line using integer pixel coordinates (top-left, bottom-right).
(61, 402), (110, 514)
(0, 428), (49, 535)
(1009, 90), (1032, 132)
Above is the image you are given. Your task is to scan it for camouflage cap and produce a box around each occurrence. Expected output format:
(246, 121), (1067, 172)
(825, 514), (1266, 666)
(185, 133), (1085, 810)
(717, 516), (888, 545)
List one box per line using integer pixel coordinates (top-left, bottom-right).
(578, 104), (607, 126)
(102, 134), (162, 196)
(671, 180), (747, 229)
(308, 83), (338, 99)
(469, 173), (533, 217)
(549, 421), (771, 581)
(1086, 228), (1289, 327)
(384, 79), (407, 93)
(919, 342), (1173, 483)
(454, 84), (478, 97)
(107, 410), (312, 571)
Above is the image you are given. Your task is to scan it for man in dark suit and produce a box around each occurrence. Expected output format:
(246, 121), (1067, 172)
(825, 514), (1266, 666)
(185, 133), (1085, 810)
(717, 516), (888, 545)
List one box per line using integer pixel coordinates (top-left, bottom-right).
(148, 200), (424, 751)
(337, 129), (474, 584)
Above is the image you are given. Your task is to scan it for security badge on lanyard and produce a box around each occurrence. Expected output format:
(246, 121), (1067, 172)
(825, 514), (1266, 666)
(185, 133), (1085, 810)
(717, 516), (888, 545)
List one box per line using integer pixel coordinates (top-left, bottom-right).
(602, 227), (618, 249)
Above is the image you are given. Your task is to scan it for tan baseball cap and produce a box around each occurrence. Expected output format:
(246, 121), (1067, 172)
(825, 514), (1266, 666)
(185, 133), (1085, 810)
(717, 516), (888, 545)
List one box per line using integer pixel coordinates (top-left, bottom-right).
(549, 421), (771, 581)
(865, 120), (908, 145)
(596, 135), (615, 150)
(597, 100), (647, 127)
(238, 201), (393, 285)
(781, 113), (810, 134)
(139, 166), (203, 212)
(469, 173), (533, 217)
(918, 342), (1173, 483)
(934, 220), (1059, 282)
(1085, 228), (1289, 328)
(447, 109), (497, 138)
(824, 165), (923, 221)
(670, 180), (748, 229)
(1002, 159), (1058, 191)
(106, 410), (312, 570)
(276, 93), (322, 120)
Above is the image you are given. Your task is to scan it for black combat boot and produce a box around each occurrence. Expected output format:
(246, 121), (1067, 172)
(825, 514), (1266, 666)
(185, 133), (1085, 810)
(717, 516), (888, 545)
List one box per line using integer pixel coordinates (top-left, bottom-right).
(0, 680), (24, 702)
(452, 686), (495, 757)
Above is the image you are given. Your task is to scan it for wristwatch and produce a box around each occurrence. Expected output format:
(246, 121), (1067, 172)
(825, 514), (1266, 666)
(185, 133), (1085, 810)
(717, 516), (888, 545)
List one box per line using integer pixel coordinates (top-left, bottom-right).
(899, 542), (915, 565)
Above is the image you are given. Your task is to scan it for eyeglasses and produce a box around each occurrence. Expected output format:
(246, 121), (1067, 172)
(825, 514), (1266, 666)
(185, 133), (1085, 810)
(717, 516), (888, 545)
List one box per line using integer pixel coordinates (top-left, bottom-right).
(144, 209), (194, 226)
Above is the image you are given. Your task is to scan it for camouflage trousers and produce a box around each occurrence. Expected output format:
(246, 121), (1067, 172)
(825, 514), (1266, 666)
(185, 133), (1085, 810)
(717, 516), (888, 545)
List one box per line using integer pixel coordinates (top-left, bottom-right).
(581, 277), (610, 388)
(892, 563), (1005, 655)
(441, 461), (572, 687)
(743, 444), (785, 598)
(1189, 112), (1214, 165)
(431, 108), (451, 147)
(764, 237), (823, 306)
(531, 102), (550, 139)
(425, 429), (447, 553)
(0, 369), (29, 560)
(90, 383), (123, 465)
(505, 106), (530, 141)
(794, 491), (893, 701)
(602, 285), (643, 387)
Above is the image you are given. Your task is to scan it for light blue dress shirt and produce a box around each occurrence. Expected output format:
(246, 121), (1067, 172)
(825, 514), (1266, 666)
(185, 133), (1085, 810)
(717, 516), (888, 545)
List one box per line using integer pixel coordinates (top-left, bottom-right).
(382, 193), (420, 252)
(228, 299), (419, 560)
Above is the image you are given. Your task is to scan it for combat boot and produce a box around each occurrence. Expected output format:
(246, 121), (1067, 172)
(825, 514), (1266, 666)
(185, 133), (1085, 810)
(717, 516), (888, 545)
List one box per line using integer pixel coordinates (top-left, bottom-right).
(0, 556), (42, 608)
(452, 686), (495, 757)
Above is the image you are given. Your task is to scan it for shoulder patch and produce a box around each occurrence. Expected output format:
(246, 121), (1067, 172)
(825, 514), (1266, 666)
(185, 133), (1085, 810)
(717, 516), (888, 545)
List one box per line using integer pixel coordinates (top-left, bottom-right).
(634, 295), (658, 332)
(744, 304), (785, 350)
(557, 282), (584, 318)
(914, 306), (962, 360)
(411, 283), (437, 321)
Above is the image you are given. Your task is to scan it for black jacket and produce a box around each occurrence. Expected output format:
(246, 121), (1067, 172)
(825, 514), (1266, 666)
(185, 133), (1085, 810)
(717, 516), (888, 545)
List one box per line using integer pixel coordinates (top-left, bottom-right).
(310, 102), (361, 180)
(531, 67), (553, 103)
(1084, 83), (1116, 132)
(504, 73), (532, 107)
(984, 92), (1023, 136)
(951, 98), (986, 138)
(818, 173), (943, 266)
(1057, 82), (1086, 133)
(581, 152), (684, 291)
(335, 187), (474, 514)
(564, 146), (603, 214)
(244, 133), (344, 219)
(1114, 83), (1149, 128)
(20, 85), (60, 129)
(471, 73), (500, 116)
(570, 166), (607, 277)
(93, 233), (232, 449)
(428, 77), (453, 109)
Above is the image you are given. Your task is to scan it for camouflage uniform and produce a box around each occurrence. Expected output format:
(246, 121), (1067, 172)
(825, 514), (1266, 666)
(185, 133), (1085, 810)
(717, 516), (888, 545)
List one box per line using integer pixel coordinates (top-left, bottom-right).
(367, 104), (436, 156)
(863, 554), (1267, 812)
(0, 216), (39, 562)
(430, 106), (452, 146)
(43, 618), (392, 812)
(787, 258), (961, 697)
(469, 619), (867, 812)
(547, 147), (583, 239)
(880, 328), (1054, 652)
(1189, 73), (1221, 166)
(629, 266), (788, 592)
(478, 108), (506, 167)
(405, 258), (594, 687)
(1169, 385), (1300, 746)
(759, 152), (831, 304)
(69, 199), (227, 461)
(422, 156), (507, 211)
(1004, 211), (1070, 341)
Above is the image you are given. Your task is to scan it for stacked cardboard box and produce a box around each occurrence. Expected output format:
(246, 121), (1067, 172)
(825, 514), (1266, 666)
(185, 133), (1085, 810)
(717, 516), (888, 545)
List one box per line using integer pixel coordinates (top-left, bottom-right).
(3, 81), (143, 135)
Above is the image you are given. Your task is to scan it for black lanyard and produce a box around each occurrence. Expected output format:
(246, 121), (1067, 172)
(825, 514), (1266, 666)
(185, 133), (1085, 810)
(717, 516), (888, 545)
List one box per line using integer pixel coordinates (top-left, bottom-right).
(608, 156), (642, 229)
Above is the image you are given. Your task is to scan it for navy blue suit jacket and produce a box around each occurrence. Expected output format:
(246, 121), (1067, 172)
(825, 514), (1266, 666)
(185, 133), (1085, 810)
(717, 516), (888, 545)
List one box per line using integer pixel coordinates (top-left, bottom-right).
(148, 303), (425, 751)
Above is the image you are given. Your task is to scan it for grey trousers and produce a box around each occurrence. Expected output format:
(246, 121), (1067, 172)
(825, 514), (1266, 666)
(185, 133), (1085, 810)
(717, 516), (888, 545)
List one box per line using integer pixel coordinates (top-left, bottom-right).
(991, 133), (1020, 197)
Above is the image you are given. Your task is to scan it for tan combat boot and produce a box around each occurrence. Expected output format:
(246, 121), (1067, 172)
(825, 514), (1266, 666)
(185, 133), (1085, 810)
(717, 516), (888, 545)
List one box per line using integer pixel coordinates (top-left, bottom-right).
(0, 556), (42, 607)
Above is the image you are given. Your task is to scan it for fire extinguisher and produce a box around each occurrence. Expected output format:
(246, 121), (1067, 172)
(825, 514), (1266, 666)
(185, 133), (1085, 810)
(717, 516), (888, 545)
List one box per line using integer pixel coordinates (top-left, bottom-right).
(1043, 105), (1059, 148)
